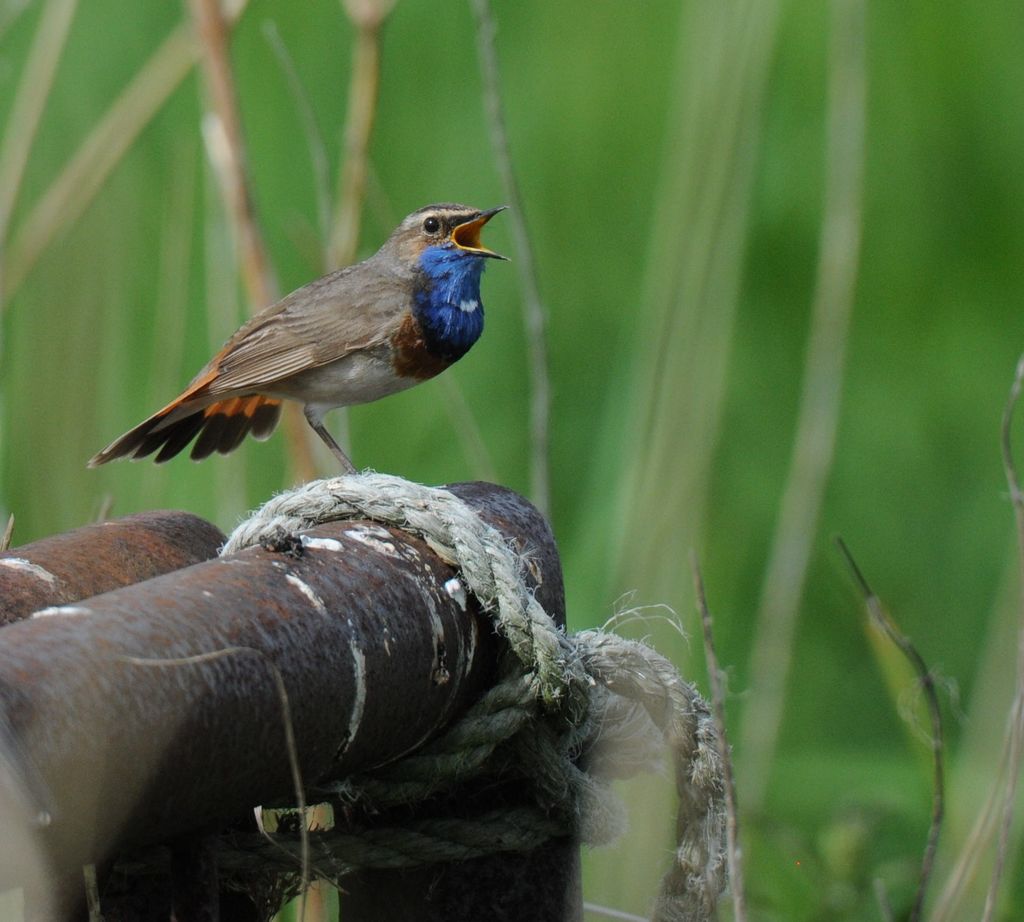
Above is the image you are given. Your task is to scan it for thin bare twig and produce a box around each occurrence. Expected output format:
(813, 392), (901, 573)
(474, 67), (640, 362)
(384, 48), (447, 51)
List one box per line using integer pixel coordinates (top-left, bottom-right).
(930, 692), (1013, 920)
(691, 553), (747, 922)
(836, 538), (943, 922)
(739, 0), (866, 811)
(470, 0), (551, 516)
(979, 353), (1024, 922)
(0, 0), (78, 276)
(2, 0), (252, 304)
(873, 877), (895, 922)
(581, 902), (649, 922)
(83, 864), (102, 922)
(0, 514), (14, 552)
(93, 495), (114, 523)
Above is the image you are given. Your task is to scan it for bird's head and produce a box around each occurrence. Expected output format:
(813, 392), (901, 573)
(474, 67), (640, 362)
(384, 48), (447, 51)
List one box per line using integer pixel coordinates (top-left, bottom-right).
(384, 204), (508, 272)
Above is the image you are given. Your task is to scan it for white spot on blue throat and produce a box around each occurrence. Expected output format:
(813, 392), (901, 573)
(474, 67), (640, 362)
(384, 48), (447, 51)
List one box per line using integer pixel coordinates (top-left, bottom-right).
(415, 244), (487, 361)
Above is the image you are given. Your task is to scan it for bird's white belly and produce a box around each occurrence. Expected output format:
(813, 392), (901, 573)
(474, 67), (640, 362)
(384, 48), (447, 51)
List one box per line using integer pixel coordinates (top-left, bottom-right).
(268, 352), (414, 408)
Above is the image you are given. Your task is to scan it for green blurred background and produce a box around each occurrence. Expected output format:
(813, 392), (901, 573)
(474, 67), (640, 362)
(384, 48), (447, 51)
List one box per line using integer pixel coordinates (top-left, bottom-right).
(2, 0), (1023, 918)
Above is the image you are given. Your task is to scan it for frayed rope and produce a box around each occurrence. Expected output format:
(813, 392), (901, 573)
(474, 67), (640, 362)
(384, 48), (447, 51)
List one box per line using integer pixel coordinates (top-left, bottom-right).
(222, 473), (727, 922)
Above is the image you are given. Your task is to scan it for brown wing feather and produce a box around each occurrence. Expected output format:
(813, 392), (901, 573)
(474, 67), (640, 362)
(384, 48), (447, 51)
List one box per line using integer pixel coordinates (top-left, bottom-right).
(199, 262), (407, 397)
(90, 255), (408, 466)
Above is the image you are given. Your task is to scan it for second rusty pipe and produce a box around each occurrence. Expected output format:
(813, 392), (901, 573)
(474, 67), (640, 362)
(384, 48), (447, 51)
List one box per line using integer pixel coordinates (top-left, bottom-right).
(0, 482), (563, 909)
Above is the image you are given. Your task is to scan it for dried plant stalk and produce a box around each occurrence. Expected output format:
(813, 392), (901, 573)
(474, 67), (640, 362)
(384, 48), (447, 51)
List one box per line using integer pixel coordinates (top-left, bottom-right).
(3, 1), (253, 303)
(0, 0), (78, 272)
(190, 0), (320, 480)
(692, 554), (747, 922)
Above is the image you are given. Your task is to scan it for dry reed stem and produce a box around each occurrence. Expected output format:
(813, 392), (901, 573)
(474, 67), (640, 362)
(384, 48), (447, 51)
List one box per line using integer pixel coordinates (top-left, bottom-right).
(836, 538), (944, 922)
(296, 0), (396, 478)
(0, 0), (78, 274)
(691, 553), (747, 922)
(977, 352), (1024, 921)
(739, 0), (866, 811)
(189, 0), (320, 482)
(189, 0), (276, 305)
(329, 0), (395, 269)
(0, 514), (13, 552)
(929, 728), (1011, 920)
(470, 0), (551, 517)
(2, 0), (252, 304)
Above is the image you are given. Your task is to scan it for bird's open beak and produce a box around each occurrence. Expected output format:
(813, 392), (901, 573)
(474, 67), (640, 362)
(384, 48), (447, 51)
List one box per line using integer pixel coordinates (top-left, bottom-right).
(452, 206), (508, 259)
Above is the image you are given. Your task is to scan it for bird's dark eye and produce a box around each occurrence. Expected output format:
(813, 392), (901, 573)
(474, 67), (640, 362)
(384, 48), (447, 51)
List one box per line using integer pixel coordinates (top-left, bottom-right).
(423, 216), (441, 234)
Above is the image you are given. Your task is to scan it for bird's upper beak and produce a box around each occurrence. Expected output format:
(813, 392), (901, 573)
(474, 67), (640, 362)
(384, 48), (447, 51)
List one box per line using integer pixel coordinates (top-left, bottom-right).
(452, 206), (508, 259)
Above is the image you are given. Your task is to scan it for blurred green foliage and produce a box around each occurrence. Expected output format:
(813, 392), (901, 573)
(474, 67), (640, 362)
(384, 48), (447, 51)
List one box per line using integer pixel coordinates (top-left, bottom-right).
(2, 0), (1023, 918)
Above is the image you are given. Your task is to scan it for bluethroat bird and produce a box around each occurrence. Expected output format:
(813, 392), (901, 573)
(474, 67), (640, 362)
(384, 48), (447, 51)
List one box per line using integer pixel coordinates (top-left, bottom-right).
(89, 204), (506, 472)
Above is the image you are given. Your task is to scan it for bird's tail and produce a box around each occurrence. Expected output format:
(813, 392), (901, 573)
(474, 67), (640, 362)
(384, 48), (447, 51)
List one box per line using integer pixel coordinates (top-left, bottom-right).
(88, 395), (282, 467)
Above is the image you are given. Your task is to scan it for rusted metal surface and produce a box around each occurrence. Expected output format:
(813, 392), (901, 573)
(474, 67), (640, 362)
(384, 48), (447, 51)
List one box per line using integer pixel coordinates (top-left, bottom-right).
(0, 482), (567, 919)
(340, 827), (582, 922)
(0, 511), (226, 625)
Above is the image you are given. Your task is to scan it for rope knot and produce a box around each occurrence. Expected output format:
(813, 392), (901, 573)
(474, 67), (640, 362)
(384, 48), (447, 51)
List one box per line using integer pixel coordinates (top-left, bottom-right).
(225, 473), (727, 921)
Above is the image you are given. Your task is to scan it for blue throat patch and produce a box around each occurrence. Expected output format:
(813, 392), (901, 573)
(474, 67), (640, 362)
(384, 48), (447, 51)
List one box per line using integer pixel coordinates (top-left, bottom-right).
(414, 245), (487, 362)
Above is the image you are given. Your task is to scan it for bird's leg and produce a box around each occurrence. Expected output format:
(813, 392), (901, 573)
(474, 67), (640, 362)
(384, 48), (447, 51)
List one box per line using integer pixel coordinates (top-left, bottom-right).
(303, 405), (356, 473)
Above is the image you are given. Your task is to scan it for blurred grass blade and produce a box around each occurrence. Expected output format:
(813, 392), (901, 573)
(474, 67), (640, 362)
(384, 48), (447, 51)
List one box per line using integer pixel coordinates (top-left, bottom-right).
(612, 0), (781, 603)
(836, 537), (943, 922)
(0, 0), (32, 43)
(739, 0), (866, 811)
(438, 374), (498, 483)
(0, 0), (78, 263)
(1, 0), (252, 304)
(978, 352), (1024, 921)
(262, 20), (332, 249)
(930, 557), (1018, 921)
(586, 0), (781, 906)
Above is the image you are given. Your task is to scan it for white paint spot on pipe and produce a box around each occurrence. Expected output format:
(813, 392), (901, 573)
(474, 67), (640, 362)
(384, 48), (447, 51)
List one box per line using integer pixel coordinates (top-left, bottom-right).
(345, 525), (397, 557)
(346, 641), (368, 745)
(286, 574), (328, 616)
(0, 558), (58, 586)
(462, 614), (479, 683)
(444, 577), (467, 610)
(301, 536), (344, 553)
(31, 605), (91, 619)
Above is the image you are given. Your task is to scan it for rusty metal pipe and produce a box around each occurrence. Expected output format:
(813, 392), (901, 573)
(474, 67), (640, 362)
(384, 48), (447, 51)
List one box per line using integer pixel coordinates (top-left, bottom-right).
(0, 511), (226, 625)
(0, 482), (568, 919)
